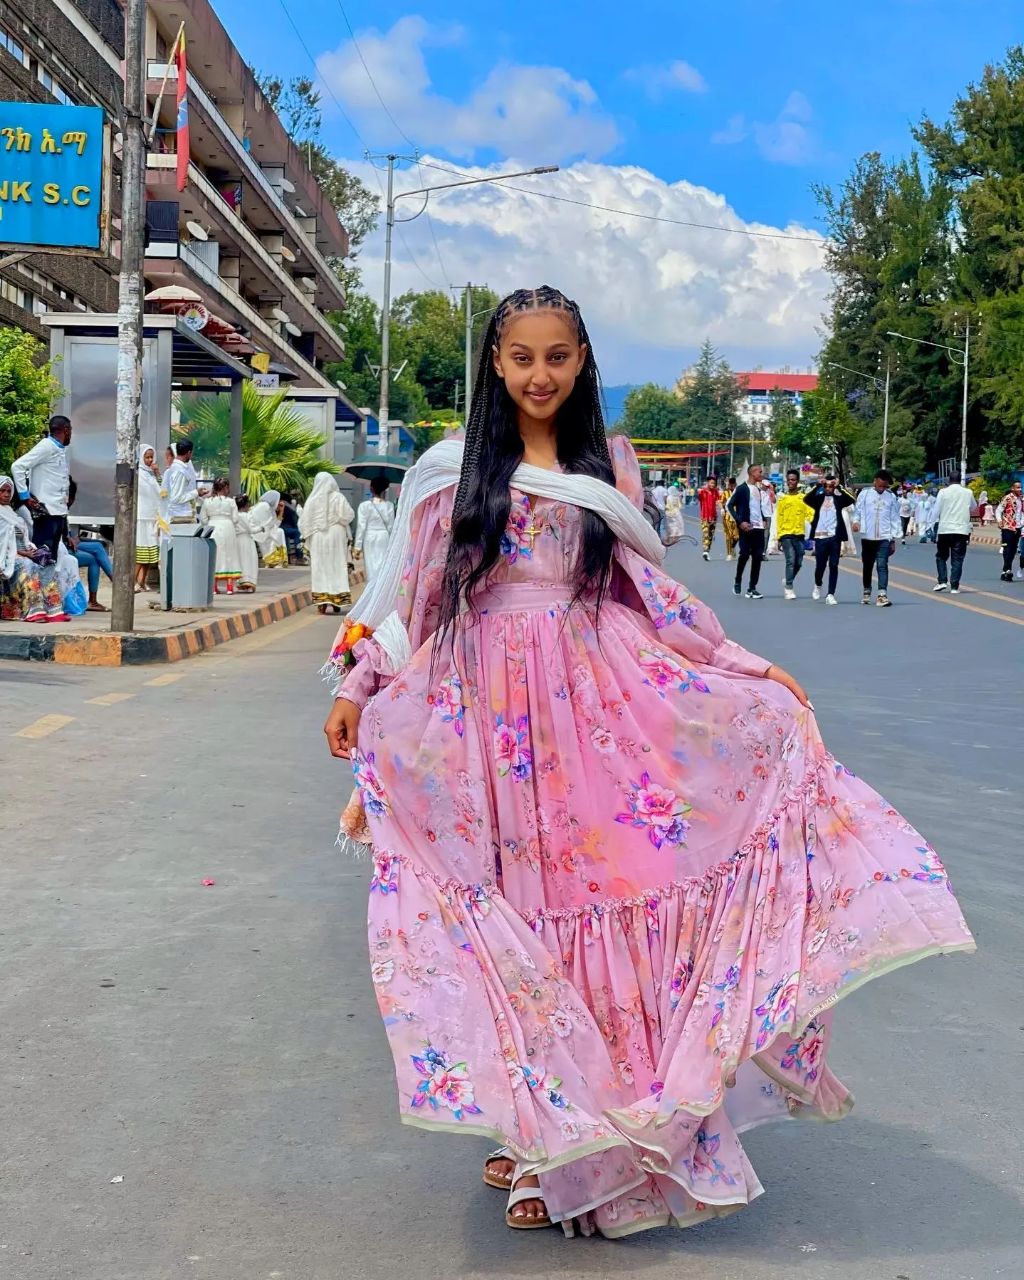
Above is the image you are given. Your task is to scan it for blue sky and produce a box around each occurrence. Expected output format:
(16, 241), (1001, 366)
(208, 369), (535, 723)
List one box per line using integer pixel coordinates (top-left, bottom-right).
(212, 0), (1023, 383)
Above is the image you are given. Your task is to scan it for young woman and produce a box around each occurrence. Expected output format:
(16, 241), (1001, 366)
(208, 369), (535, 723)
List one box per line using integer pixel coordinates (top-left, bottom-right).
(322, 287), (974, 1239)
(353, 474), (396, 584)
(662, 481), (684, 546)
(199, 478), (243, 594)
(135, 443), (162, 592)
(300, 471), (355, 614)
(249, 490), (288, 568)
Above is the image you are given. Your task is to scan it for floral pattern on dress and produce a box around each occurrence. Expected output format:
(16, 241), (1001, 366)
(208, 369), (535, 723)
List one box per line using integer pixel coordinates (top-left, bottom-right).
(639, 648), (711, 699)
(431, 671), (466, 737)
(616, 772), (693, 849)
(753, 972), (800, 1050)
(352, 749), (389, 818)
(501, 495), (537, 564)
(494, 712), (533, 782)
(641, 566), (698, 630)
(779, 1018), (825, 1085)
(410, 1045), (483, 1120)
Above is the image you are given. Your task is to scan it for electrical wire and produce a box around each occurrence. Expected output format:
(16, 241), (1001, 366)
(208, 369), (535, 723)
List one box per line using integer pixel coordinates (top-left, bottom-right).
(413, 158), (826, 246)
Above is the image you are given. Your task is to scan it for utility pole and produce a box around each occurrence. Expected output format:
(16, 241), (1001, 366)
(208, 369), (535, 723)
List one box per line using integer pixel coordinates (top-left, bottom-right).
(960, 318), (970, 485)
(377, 153), (396, 456)
(881, 354), (891, 470)
(110, 0), (146, 632)
(463, 281), (473, 416)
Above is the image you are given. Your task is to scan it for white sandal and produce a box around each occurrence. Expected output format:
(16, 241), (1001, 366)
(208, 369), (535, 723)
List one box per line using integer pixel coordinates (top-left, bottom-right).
(482, 1147), (514, 1189)
(505, 1164), (551, 1230)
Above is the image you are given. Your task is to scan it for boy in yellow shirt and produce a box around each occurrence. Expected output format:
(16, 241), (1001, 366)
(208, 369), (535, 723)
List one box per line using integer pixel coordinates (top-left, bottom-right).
(775, 469), (814, 600)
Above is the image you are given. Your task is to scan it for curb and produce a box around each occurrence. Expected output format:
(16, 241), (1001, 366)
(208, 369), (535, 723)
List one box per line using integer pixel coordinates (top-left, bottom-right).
(0, 589), (313, 666)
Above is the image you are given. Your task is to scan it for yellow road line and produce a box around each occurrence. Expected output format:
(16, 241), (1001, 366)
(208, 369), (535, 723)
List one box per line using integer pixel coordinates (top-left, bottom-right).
(886, 561), (1024, 607)
(145, 672), (186, 687)
(839, 564), (1024, 627)
(86, 691), (136, 706)
(15, 713), (76, 739)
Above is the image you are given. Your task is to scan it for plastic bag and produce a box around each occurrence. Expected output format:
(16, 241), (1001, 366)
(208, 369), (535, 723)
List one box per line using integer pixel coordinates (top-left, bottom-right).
(55, 541), (80, 597)
(64, 579), (88, 616)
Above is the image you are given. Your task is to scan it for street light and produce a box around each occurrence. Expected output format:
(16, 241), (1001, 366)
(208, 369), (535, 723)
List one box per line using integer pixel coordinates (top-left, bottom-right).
(887, 325), (970, 483)
(375, 159), (559, 453)
(825, 358), (892, 468)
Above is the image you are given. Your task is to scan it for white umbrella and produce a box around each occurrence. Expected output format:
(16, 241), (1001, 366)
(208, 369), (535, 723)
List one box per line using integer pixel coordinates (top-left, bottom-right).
(145, 284), (202, 302)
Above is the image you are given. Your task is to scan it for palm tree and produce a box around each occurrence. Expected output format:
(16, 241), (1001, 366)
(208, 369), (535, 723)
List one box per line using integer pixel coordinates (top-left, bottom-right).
(176, 383), (339, 497)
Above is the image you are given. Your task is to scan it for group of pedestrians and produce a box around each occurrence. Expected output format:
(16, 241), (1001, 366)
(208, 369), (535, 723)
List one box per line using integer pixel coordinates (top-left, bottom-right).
(693, 465), (986, 606)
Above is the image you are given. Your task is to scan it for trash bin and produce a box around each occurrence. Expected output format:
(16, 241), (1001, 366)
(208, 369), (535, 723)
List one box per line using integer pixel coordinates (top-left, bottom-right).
(160, 526), (216, 609)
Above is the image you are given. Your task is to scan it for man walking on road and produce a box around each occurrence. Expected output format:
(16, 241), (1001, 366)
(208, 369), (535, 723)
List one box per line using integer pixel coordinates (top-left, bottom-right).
(931, 474), (978, 595)
(775, 469), (813, 599)
(727, 464), (770, 599)
(698, 475), (719, 560)
(12, 414), (72, 558)
(995, 481), (1024, 582)
(806, 474), (856, 606)
(853, 469), (901, 607)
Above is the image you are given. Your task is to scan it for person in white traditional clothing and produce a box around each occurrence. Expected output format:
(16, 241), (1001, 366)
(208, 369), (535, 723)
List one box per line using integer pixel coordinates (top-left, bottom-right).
(353, 475), (396, 584)
(199, 478), (243, 593)
(164, 438), (201, 523)
(301, 471), (355, 614)
(249, 489), (288, 567)
(234, 493), (259, 592)
(662, 482), (684, 546)
(135, 442), (163, 592)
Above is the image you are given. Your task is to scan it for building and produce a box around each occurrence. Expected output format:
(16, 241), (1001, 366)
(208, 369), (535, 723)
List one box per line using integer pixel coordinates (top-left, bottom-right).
(0, 0), (124, 330)
(735, 372), (818, 435)
(0, 0), (354, 404)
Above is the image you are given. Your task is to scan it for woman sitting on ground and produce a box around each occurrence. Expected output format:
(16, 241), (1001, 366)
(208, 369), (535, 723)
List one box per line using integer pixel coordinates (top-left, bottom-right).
(0, 474), (68, 623)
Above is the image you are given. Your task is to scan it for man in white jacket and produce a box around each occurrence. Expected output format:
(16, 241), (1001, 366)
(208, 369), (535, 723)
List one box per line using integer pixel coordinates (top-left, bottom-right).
(931, 475), (978, 595)
(12, 414), (72, 557)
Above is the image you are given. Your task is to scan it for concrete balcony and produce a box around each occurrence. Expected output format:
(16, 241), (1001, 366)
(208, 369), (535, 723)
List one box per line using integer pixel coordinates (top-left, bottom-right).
(145, 155), (344, 365)
(145, 60), (346, 312)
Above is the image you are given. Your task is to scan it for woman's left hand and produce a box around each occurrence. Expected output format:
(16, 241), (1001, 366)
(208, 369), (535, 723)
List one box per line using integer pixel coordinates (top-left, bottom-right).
(766, 664), (813, 709)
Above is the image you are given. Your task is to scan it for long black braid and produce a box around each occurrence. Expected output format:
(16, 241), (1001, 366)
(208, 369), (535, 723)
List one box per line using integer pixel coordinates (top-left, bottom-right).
(433, 286), (615, 662)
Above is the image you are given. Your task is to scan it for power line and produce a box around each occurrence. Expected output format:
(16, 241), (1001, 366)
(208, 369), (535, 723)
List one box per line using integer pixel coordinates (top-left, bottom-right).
(272, 0), (445, 290)
(413, 158), (826, 246)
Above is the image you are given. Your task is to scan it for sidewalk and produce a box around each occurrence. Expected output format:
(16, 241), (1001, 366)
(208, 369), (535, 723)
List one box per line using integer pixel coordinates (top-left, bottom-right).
(0, 567), (317, 666)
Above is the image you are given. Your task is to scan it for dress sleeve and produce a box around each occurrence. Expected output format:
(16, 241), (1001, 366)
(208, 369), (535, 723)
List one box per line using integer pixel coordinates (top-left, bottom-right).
(609, 434), (644, 510)
(335, 488), (453, 708)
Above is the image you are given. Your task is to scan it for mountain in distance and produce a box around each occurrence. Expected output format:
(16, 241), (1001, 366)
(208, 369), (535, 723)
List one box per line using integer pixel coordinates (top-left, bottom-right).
(602, 384), (637, 426)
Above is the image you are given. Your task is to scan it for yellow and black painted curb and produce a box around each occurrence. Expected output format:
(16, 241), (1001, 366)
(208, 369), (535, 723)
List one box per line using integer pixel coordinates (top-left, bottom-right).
(0, 589), (313, 666)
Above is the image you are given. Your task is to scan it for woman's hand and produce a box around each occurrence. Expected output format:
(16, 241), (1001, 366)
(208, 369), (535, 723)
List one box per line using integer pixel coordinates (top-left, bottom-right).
(324, 698), (361, 759)
(766, 664), (813, 710)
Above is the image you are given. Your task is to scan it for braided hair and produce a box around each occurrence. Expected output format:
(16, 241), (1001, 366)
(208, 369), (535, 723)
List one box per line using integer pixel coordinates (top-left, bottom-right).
(434, 286), (615, 658)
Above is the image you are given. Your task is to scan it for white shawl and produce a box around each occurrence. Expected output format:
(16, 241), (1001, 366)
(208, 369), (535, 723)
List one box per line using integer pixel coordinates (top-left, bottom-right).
(345, 439), (665, 676)
(0, 475), (22, 580)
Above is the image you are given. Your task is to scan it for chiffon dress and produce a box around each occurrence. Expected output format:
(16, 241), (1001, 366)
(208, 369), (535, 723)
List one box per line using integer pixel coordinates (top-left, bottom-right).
(334, 437), (974, 1238)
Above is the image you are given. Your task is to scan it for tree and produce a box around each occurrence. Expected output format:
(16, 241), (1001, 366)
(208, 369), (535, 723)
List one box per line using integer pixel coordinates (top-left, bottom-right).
(0, 328), (61, 471)
(676, 340), (744, 440)
(176, 383), (339, 498)
(790, 388), (859, 479)
(619, 383), (685, 440)
(325, 291), (430, 423)
(979, 443), (1019, 484)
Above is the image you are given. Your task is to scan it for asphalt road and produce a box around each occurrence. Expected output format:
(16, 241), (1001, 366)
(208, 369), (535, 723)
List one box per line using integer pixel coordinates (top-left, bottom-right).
(2, 531), (1021, 1280)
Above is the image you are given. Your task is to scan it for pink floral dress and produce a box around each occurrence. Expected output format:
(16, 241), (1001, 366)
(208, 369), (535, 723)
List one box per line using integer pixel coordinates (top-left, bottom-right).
(333, 437), (974, 1238)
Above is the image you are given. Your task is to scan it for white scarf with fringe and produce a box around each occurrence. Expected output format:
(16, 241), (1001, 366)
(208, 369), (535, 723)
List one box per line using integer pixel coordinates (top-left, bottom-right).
(337, 438), (665, 677)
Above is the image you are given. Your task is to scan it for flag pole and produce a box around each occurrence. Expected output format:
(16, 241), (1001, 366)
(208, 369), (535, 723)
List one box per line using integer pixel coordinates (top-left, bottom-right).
(144, 21), (184, 146)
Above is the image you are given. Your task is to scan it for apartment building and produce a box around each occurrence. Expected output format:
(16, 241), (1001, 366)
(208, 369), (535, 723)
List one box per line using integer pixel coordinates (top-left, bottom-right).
(735, 371), (818, 436)
(0, 0), (350, 397)
(143, 0), (348, 391)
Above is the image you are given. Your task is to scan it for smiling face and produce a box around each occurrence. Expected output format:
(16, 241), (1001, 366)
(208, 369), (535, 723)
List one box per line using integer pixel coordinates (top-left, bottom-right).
(492, 310), (587, 425)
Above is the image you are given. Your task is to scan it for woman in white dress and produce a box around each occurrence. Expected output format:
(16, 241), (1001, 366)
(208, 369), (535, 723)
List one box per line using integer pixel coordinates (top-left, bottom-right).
(300, 471), (355, 614)
(662, 482), (684, 546)
(234, 493), (259, 592)
(135, 442), (163, 592)
(248, 489), (288, 567)
(199, 478), (243, 594)
(353, 475), (396, 583)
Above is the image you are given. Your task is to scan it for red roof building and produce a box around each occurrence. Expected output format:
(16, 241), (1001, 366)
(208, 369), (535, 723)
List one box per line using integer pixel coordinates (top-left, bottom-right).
(734, 371), (818, 432)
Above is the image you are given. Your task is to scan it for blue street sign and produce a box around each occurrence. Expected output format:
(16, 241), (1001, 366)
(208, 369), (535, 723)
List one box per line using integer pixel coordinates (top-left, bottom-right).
(0, 102), (107, 251)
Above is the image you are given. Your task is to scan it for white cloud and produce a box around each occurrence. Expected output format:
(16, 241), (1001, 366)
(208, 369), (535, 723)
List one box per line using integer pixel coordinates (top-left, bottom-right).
(626, 60), (707, 96)
(317, 16), (618, 164)
(712, 90), (817, 166)
(345, 158), (828, 385)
